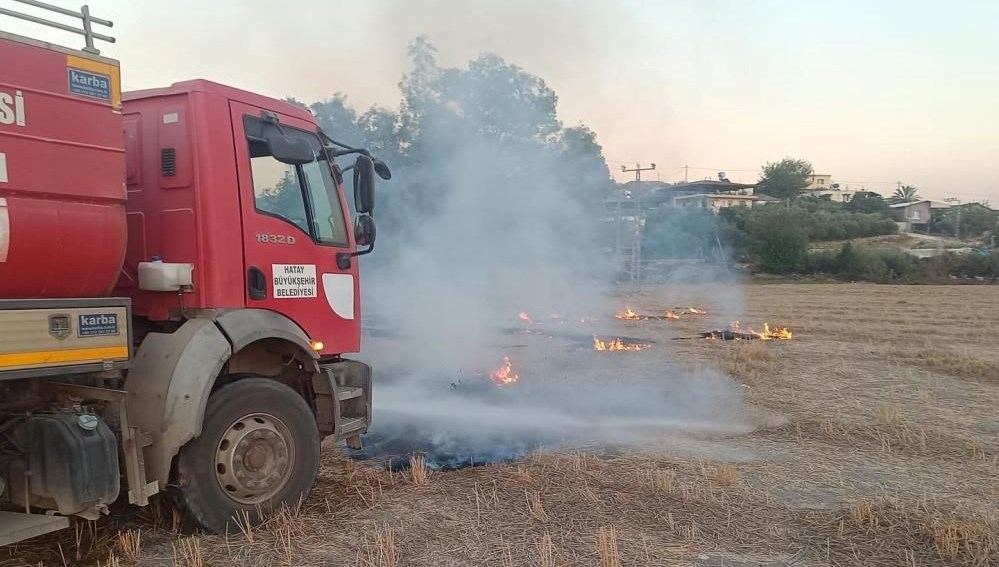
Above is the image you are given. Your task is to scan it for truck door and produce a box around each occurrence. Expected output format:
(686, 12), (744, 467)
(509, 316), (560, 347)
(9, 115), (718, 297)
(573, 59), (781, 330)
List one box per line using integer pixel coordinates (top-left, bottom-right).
(229, 101), (360, 355)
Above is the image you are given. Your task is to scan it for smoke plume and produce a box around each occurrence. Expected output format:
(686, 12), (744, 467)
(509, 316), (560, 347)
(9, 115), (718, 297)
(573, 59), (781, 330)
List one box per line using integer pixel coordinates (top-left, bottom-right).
(320, 39), (749, 468)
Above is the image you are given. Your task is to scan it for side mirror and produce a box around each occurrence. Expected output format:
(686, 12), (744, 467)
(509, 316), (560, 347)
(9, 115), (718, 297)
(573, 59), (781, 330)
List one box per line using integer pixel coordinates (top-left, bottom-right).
(354, 215), (376, 247)
(268, 135), (314, 165)
(373, 158), (392, 180)
(353, 155), (376, 214)
(336, 214), (377, 269)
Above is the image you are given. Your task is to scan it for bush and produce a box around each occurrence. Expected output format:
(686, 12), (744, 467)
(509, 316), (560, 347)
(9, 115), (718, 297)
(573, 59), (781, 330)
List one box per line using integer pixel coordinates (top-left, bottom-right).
(798, 246), (999, 282)
(846, 192), (891, 215)
(746, 209), (808, 273)
(803, 249), (840, 273)
(734, 202), (896, 244)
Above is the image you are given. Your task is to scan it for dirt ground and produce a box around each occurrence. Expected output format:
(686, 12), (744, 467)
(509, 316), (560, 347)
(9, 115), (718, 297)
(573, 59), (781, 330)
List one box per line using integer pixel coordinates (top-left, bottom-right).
(3, 283), (997, 567)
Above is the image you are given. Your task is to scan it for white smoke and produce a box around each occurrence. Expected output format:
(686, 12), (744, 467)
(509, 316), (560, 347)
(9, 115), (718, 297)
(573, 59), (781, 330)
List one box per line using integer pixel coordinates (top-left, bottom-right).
(337, 38), (749, 467)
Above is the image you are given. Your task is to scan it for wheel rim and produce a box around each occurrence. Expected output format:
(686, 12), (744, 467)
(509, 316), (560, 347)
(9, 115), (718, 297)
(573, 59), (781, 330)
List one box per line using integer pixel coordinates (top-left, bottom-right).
(214, 412), (295, 505)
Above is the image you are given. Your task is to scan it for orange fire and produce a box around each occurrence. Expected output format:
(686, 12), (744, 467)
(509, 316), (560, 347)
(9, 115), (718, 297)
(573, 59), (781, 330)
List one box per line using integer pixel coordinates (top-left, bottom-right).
(518, 312), (533, 325)
(711, 321), (792, 340)
(665, 310), (680, 320)
(758, 323), (793, 340)
(592, 336), (651, 352)
(615, 307), (641, 320)
(490, 355), (519, 386)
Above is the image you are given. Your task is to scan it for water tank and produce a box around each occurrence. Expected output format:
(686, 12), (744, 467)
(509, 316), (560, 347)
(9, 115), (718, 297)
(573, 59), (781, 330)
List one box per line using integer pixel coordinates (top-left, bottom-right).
(0, 35), (126, 298)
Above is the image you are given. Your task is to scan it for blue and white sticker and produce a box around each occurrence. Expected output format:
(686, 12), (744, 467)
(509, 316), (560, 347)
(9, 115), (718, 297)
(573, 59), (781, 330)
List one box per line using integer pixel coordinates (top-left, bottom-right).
(67, 68), (111, 101)
(78, 313), (119, 337)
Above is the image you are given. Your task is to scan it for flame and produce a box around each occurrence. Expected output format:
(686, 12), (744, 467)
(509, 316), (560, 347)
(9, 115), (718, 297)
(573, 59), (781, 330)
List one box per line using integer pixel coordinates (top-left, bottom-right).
(490, 355), (519, 386)
(735, 321), (792, 340)
(758, 323), (793, 340)
(665, 310), (680, 320)
(592, 336), (651, 352)
(615, 307), (640, 320)
(518, 312), (533, 325)
(704, 321), (792, 340)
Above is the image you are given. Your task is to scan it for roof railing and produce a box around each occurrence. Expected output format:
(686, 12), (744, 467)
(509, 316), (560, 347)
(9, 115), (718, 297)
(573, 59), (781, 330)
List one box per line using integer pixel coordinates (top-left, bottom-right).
(0, 0), (114, 54)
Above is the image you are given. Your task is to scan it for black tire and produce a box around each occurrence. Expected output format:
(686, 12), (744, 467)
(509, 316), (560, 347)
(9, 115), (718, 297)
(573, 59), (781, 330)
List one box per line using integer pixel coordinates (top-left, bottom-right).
(175, 377), (320, 533)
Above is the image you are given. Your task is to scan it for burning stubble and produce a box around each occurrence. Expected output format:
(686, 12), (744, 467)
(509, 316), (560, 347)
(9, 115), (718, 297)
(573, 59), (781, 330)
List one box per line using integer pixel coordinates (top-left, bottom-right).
(349, 42), (752, 471)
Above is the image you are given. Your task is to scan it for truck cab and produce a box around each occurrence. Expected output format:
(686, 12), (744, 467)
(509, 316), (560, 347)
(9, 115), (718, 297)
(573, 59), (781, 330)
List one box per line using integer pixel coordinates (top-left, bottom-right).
(0, 2), (384, 544)
(118, 80), (365, 354)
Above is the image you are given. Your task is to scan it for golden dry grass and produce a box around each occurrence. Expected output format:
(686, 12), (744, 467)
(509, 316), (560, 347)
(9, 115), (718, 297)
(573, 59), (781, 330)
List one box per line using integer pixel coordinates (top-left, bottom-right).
(597, 526), (621, 567)
(4, 283), (998, 566)
(114, 529), (141, 563)
(408, 455), (430, 486)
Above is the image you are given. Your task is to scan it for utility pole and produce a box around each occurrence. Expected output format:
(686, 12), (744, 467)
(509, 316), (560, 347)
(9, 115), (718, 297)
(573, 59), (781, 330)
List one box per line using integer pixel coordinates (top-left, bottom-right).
(944, 197), (961, 239)
(621, 163), (656, 182)
(684, 165), (689, 183)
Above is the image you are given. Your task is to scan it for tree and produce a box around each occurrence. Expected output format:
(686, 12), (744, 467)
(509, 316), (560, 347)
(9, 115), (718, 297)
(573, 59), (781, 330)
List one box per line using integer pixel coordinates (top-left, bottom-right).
(846, 191), (891, 215)
(300, 37), (614, 279)
(890, 184), (920, 203)
(946, 203), (997, 238)
(310, 94), (364, 146)
(746, 208), (808, 273)
(283, 97), (310, 110)
(556, 124), (614, 205)
(756, 158), (814, 200)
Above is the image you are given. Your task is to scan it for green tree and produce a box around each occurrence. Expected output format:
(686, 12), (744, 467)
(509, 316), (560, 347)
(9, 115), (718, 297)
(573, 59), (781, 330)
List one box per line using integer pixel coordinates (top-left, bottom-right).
(556, 124), (614, 205)
(756, 157), (814, 200)
(311, 94), (364, 146)
(306, 37), (614, 273)
(845, 191), (891, 215)
(946, 203), (997, 238)
(890, 184), (920, 203)
(746, 209), (808, 273)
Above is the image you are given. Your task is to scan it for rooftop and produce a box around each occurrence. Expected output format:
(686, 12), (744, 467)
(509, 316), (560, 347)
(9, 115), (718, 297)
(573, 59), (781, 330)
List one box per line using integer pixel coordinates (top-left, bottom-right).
(675, 193), (758, 200)
(667, 180), (757, 192)
(889, 200), (951, 209)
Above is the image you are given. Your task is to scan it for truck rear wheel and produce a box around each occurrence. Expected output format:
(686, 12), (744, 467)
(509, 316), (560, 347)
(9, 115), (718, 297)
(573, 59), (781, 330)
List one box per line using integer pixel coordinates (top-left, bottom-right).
(175, 377), (320, 533)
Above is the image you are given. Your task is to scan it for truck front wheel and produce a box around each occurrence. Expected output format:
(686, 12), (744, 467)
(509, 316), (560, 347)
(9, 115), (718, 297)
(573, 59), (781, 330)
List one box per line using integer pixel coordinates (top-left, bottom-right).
(175, 377), (320, 533)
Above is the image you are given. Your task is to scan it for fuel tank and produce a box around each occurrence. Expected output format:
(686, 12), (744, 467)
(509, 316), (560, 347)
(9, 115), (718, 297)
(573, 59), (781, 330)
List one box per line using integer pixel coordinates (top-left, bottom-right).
(0, 34), (126, 298)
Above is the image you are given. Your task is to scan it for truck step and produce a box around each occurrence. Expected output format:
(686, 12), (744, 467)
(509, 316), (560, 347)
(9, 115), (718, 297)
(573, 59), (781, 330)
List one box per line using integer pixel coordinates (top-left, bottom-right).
(0, 511), (69, 546)
(336, 386), (363, 401)
(339, 417), (367, 434)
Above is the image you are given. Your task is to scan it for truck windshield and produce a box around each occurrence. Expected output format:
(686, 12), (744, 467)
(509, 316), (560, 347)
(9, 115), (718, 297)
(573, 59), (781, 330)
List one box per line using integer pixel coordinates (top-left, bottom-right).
(244, 116), (349, 246)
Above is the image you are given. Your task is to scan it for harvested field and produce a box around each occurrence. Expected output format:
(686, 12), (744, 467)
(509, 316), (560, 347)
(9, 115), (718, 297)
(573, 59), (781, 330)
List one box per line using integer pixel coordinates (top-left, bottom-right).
(4, 284), (997, 566)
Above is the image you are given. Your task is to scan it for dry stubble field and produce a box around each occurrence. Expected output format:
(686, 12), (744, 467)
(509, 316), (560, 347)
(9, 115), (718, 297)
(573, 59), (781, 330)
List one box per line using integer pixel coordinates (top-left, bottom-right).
(3, 283), (997, 567)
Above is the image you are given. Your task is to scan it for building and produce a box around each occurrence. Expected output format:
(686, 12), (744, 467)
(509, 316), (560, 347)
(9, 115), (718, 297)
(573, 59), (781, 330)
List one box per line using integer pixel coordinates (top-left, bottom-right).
(803, 174), (856, 202)
(657, 179), (757, 208)
(889, 200), (950, 232)
(674, 193), (760, 212)
(806, 174), (833, 190)
(812, 188), (856, 203)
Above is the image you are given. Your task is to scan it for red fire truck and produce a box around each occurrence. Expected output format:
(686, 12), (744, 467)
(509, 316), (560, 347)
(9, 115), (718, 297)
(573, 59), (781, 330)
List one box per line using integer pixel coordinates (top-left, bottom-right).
(0, 2), (386, 544)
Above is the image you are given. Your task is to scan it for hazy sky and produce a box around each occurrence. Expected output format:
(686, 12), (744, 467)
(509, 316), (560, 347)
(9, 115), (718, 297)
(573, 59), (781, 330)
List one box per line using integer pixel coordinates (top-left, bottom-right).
(7, 0), (998, 202)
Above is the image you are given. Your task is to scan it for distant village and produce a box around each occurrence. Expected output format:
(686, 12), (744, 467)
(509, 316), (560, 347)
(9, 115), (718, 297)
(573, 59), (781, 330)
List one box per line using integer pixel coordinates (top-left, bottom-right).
(602, 168), (998, 287)
(608, 172), (995, 236)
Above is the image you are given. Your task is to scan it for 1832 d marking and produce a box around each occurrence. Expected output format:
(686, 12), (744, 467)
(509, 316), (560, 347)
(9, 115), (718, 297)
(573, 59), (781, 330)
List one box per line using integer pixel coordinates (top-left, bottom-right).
(256, 233), (297, 245)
